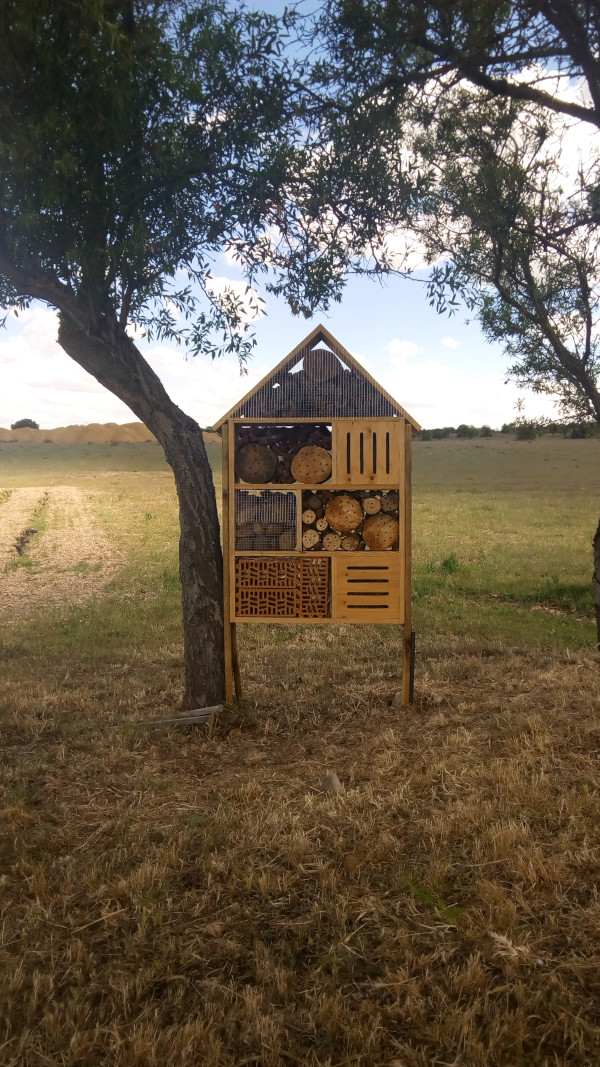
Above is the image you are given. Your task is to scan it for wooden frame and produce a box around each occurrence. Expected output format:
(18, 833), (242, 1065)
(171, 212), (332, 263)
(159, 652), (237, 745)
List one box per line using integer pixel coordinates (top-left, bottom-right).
(219, 327), (416, 708)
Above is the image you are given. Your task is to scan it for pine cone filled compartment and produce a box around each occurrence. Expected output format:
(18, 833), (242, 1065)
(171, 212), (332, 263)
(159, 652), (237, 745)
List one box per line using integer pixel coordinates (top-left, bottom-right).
(301, 488), (400, 552)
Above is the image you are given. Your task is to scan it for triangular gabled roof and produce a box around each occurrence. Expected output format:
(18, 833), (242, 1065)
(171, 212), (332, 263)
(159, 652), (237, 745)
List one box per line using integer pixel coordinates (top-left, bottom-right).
(214, 324), (420, 430)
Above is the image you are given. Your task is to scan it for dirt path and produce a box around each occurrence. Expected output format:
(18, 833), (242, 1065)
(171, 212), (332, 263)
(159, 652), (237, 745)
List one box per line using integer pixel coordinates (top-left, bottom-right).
(1, 486), (121, 620)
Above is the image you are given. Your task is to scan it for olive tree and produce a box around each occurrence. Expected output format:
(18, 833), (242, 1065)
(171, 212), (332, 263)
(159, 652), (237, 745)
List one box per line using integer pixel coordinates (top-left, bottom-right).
(0, 0), (321, 706)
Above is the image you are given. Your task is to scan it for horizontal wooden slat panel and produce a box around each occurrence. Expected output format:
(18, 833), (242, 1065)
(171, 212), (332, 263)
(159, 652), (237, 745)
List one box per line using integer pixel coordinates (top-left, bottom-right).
(332, 553), (403, 623)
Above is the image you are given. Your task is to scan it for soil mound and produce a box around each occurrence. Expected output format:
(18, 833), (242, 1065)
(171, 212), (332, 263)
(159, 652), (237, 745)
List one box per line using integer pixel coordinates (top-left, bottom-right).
(0, 423), (221, 444)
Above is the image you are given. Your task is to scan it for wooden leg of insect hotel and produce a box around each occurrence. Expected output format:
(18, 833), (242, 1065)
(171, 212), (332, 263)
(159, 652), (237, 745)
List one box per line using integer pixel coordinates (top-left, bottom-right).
(401, 420), (415, 706)
(231, 623), (242, 701)
(222, 422), (235, 706)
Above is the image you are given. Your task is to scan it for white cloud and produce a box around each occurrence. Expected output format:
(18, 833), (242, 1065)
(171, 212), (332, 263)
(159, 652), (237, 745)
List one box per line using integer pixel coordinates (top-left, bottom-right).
(441, 336), (460, 349)
(380, 357), (559, 429)
(349, 351), (374, 371)
(372, 229), (436, 272)
(384, 338), (423, 361)
(206, 276), (265, 325)
(0, 303), (271, 430)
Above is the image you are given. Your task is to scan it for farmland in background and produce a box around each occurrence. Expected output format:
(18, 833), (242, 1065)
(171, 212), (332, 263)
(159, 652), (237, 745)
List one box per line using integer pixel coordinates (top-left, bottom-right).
(1, 433), (599, 1066)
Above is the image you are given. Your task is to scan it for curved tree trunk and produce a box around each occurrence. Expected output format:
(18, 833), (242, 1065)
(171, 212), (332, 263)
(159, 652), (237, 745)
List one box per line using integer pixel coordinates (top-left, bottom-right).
(58, 314), (225, 707)
(589, 516), (593, 648)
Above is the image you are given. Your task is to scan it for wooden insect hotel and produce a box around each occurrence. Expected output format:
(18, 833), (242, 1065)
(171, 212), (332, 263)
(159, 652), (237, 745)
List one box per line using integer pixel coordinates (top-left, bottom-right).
(215, 325), (420, 705)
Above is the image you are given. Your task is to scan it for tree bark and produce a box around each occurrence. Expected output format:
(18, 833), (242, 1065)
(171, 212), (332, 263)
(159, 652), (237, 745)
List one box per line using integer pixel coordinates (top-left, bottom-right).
(57, 313), (225, 707)
(589, 516), (593, 648)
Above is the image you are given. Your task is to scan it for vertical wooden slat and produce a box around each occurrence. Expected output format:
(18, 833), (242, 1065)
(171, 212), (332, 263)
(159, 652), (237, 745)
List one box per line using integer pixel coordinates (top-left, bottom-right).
(295, 488), (303, 550)
(231, 622), (242, 701)
(222, 422), (233, 705)
(401, 420), (413, 706)
(228, 420), (237, 624)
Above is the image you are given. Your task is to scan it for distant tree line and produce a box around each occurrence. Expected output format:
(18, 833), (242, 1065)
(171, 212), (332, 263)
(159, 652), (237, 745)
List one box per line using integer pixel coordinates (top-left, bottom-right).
(418, 421), (599, 441)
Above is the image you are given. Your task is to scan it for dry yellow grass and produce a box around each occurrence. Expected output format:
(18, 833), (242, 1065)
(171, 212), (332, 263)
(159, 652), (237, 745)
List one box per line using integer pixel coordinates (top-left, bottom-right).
(1, 624), (599, 1066)
(1, 438), (599, 1065)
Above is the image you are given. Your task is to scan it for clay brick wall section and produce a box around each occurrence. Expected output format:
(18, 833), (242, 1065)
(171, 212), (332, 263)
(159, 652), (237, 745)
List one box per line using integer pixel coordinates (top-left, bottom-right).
(235, 556), (330, 618)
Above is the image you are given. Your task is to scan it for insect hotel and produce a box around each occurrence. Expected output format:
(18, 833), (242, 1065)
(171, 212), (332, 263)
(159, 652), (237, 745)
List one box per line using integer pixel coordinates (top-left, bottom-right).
(215, 325), (420, 706)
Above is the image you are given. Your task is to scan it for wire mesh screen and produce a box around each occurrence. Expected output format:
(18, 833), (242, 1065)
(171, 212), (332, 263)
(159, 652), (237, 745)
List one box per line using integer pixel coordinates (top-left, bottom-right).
(229, 337), (401, 420)
(235, 556), (330, 618)
(235, 490), (297, 551)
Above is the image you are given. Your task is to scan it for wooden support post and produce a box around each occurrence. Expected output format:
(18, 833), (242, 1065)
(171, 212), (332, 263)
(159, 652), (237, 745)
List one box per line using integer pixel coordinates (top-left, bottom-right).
(409, 629), (416, 704)
(401, 421), (414, 706)
(231, 622), (242, 701)
(222, 423), (234, 705)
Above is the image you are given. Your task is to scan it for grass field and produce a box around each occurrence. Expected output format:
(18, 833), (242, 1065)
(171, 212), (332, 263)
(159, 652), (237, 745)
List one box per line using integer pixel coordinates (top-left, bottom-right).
(1, 435), (599, 1066)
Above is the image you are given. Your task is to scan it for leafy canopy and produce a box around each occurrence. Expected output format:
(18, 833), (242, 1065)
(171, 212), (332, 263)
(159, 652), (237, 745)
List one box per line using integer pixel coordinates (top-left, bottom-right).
(308, 1), (600, 422)
(0, 0), (315, 360)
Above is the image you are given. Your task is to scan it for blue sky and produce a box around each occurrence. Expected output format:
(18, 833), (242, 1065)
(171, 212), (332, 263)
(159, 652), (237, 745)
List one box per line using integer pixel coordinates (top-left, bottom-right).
(0, 264), (557, 432)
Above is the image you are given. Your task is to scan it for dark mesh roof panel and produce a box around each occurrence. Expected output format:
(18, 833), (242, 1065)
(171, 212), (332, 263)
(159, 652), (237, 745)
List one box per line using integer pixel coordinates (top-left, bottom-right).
(228, 336), (401, 420)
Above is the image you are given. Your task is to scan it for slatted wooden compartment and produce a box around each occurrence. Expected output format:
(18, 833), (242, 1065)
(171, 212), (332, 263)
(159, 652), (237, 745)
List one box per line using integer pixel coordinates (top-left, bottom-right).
(332, 554), (402, 622)
(235, 556), (330, 619)
(333, 421), (400, 485)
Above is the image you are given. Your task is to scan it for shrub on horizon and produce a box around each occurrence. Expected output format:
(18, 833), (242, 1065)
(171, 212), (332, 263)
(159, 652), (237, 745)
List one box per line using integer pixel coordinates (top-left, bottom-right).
(11, 418), (39, 430)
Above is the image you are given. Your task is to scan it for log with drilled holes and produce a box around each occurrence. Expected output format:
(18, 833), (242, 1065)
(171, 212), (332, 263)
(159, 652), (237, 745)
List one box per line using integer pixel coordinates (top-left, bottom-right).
(302, 528), (321, 549)
(341, 533), (361, 551)
(322, 531), (341, 551)
(362, 513), (399, 550)
(236, 443), (278, 483)
(325, 494), (364, 532)
(290, 445), (332, 484)
(380, 490), (399, 513)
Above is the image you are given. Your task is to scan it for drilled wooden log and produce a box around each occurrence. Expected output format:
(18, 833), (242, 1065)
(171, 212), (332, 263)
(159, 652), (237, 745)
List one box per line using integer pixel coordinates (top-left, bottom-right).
(291, 445), (332, 484)
(325, 494), (363, 532)
(322, 531), (342, 551)
(236, 443), (278, 483)
(303, 348), (343, 382)
(302, 528), (321, 549)
(381, 491), (399, 513)
(363, 496), (381, 514)
(341, 533), (361, 551)
(363, 513), (399, 550)
(302, 509), (317, 525)
(305, 493), (323, 511)
(315, 516), (329, 532)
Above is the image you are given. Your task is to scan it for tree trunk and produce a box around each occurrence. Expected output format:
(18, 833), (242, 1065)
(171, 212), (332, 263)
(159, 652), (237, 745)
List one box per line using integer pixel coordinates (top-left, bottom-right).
(57, 314), (225, 707)
(589, 516), (593, 648)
